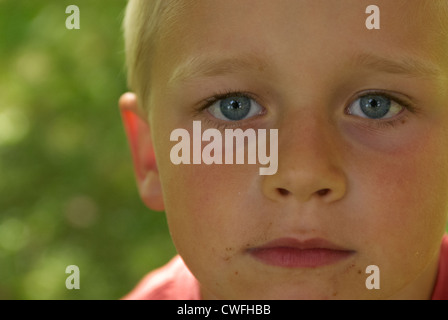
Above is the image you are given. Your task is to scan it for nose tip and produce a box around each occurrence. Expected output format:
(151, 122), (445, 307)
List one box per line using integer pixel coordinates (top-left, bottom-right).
(262, 110), (347, 205)
(264, 156), (348, 203)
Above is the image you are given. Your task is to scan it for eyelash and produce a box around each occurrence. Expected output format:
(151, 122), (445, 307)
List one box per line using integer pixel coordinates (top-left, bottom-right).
(194, 89), (417, 129)
(194, 90), (263, 129)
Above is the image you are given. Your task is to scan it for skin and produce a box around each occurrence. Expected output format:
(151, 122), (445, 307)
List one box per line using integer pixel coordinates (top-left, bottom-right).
(120, 0), (448, 299)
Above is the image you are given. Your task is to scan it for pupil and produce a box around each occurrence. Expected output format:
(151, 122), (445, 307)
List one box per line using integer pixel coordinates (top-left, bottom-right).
(230, 100), (240, 109)
(370, 99), (378, 108)
(220, 96), (251, 121)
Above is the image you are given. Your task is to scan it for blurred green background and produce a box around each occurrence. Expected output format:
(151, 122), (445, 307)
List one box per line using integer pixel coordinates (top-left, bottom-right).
(0, 0), (176, 299)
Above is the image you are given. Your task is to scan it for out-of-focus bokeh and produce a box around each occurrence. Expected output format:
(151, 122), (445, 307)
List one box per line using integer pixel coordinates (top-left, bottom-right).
(0, 0), (176, 299)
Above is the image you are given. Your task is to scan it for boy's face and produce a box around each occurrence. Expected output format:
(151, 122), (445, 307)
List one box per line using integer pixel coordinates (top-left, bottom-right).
(131, 0), (448, 299)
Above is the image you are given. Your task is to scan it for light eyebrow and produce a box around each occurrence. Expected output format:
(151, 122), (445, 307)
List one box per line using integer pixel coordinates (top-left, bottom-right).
(168, 52), (443, 86)
(350, 53), (442, 78)
(168, 54), (268, 85)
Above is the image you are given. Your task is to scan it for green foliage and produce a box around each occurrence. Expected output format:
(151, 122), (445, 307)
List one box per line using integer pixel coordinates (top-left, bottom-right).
(0, 0), (176, 299)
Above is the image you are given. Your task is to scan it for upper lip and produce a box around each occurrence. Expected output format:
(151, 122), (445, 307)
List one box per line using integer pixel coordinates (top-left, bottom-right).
(248, 237), (352, 251)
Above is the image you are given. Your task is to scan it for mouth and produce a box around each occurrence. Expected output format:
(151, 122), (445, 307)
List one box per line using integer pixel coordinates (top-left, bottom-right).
(247, 238), (355, 269)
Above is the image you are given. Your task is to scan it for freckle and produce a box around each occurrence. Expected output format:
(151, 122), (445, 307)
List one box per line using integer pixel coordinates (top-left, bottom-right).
(234, 271), (239, 276)
(344, 264), (355, 273)
(358, 269), (362, 275)
(333, 292), (338, 297)
(401, 119), (406, 124)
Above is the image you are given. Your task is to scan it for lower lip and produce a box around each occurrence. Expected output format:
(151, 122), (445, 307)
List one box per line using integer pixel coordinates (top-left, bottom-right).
(248, 247), (354, 268)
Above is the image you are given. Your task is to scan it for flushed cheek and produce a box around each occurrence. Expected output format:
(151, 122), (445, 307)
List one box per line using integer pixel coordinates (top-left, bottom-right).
(347, 123), (448, 284)
(352, 123), (448, 235)
(344, 116), (448, 205)
(330, 127), (448, 297)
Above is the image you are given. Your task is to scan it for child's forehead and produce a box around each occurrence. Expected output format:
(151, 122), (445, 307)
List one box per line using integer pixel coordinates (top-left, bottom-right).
(148, 0), (448, 99)
(155, 1), (448, 80)
(160, 0), (447, 35)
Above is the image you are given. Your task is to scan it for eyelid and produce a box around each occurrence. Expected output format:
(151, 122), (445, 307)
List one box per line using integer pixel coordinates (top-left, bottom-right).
(197, 90), (262, 112)
(193, 90), (266, 129)
(345, 90), (416, 114)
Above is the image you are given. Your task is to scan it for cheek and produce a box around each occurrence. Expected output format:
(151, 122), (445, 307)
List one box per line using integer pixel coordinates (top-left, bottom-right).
(348, 123), (448, 274)
(359, 131), (448, 229)
(159, 157), (261, 252)
(150, 113), (264, 268)
(340, 122), (448, 296)
(356, 156), (448, 238)
(343, 117), (448, 233)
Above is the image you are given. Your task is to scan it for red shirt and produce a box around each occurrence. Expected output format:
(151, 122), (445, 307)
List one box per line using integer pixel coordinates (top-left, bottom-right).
(432, 234), (448, 300)
(123, 235), (448, 300)
(123, 255), (200, 300)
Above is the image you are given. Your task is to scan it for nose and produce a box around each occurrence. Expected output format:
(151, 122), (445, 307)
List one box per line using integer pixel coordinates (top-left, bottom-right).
(262, 111), (347, 204)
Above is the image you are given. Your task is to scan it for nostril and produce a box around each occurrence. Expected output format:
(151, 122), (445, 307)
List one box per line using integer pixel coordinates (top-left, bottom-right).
(277, 188), (290, 196)
(317, 188), (330, 196)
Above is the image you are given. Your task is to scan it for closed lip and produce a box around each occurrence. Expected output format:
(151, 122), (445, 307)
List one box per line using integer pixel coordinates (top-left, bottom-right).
(247, 238), (355, 268)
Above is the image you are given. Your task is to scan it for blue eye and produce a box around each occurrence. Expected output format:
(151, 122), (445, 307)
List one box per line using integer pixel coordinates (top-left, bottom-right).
(207, 95), (263, 121)
(348, 94), (404, 120)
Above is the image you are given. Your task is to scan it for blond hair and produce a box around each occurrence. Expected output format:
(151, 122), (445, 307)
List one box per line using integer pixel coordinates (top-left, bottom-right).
(123, 0), (167, 111)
